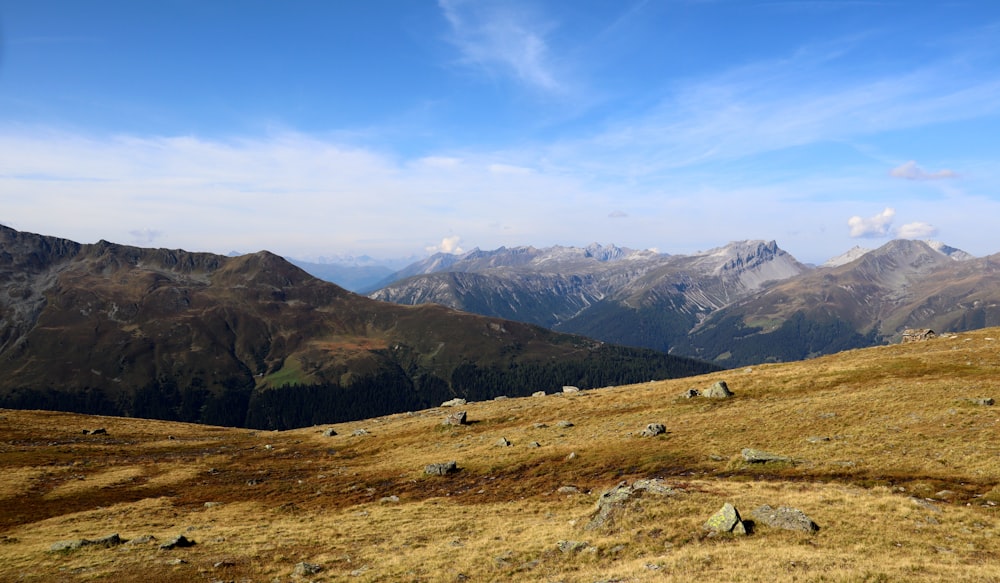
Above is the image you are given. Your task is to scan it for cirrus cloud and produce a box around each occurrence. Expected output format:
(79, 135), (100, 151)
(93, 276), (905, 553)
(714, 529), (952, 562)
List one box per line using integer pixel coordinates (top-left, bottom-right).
(890, 160), (957, 181)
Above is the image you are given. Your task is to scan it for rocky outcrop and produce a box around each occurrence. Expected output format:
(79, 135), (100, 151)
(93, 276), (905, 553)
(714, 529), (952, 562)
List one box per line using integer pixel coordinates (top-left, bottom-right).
(741, 448), (793, 464)
(424, 461), (459, 476)
(703, 381), (733, 398)
(585, 479), (677, 530)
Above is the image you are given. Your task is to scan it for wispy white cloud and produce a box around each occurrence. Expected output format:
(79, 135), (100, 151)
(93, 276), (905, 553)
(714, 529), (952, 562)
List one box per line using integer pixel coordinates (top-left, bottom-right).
(438, 0), (564, 93)
(848, 207), (895, 238)
(608, 210), (628, 218)
(895, 221), (938, 239)
(890, 160), (957, 181)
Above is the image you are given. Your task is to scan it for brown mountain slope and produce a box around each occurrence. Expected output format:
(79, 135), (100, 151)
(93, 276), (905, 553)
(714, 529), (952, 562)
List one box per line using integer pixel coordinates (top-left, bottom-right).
(0, 226), (717, 428)
(1, 328), (998, 581)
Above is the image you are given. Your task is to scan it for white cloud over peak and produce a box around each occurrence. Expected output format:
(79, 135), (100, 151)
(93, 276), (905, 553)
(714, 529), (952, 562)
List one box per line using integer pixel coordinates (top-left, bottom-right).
(848, 207), (895, 238)
(439, 0), (563, 93)
(890, 161), (957, 181)
(428, 235), (465, 255)
(895, 221), (938, 239)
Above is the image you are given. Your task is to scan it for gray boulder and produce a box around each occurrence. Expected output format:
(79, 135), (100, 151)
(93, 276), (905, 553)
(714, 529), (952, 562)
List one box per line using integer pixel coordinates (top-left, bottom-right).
(970, 398), (995, 406)
(442, 411), (468, 426)
(321, 428), (337, 437)
(557, 540), (590, 553)
(703, 381), (734, 398)
(441, 398), (467, 407)
(562, 385), (581, 393)
(703, 503), (747, 535)
(294, 562), (323, 576)
(640, 423), (666, 437)
(495, 437), (511, 447)
(682, 388), (701, 398)
(424, 461), (459, 476)
(750, 505), (819, 532)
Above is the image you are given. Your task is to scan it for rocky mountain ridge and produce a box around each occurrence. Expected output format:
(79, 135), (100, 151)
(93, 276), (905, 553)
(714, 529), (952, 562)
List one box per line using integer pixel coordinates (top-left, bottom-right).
(367, 238), (991, 367)
(0, 225), (719, 429)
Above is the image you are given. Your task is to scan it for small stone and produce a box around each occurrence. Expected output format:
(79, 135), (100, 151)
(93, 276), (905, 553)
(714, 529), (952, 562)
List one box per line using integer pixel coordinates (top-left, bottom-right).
(527, 441), (541, 448)
(970, 398), (995, 406)
(322, 428), (337, 437)
(351, 428), (369, 436)
(640, 423), (666, 437)
(682, 388), (701, 398)
(562, 386), (581, 393)
(806, 436), (831, 443)
(379, 495), (400, 503)
(556, 420), (574, 428)
(495, 437), (511, 447)
(565, 452), (577, 460)
(159, 535), (195, 550)
(532, 391), (546, 397)
(741, 448), (793, 464)
(441, 398), (467, 407)
(424, 461), (459, 476)
(294, 562), (323, 576)
(557, 539), (589, 553)
(557, 486), (580, 494)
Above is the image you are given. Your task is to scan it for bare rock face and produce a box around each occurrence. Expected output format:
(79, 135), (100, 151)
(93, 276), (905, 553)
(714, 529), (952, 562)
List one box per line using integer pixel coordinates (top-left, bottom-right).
(749, 505), (819, 532)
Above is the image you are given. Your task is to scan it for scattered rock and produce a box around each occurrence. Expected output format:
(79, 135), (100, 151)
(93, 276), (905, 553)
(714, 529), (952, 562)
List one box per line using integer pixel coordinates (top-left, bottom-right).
(565, 452), (577, 461)
(969, 398), (995, 406)
(126, 535), (157, 545)
(424, 461), (459, 476)
(532, 391), (546, 397)
(442, 411), (468, 426)
(50, 533), (125, 552)
(351, 429), (370, 437)
(82, 428), (107, 435)
(213, 559), (236, 568)
(379, 495), (400, 503)
(703, 503), (747, 535)
(321, 428), (337, 437)
(750, 505), (819, 532)
(532, 422), (548, 429)
(441, 398), (467, 407)
(556, 420), (574, 428)
(159, 535), (195, 550)
(562, 386), (581, 394)
(640, 423), (666, 437)
(557, 486), (580, 494)
(494, 395), (508, 400)
(527, 441), (541, 448)
(741, 447), (793, 464)
(586, 479), (677, 530)
(806, 436), (831, 443)
(703, 381), (734, 398)
(682, 388), (701, 398)
(557, 539), (590, 553)
(495, 437), (511, 447)
(294, 562), (323, 576)
(911, 497), (942, 513)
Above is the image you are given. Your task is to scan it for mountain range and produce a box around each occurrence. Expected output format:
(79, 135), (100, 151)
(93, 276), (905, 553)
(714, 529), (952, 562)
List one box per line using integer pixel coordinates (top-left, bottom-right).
(364, 239), (999, 367)
(0, 226), (717, 429)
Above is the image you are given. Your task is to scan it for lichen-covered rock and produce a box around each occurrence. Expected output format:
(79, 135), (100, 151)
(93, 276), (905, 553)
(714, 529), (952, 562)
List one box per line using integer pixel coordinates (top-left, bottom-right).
(557, 539), (590, 553)
(703, 381), (733, 398)
(703, 503), (746, 535)
(750, 505), (820, 532)
(585, 479), (677, 530)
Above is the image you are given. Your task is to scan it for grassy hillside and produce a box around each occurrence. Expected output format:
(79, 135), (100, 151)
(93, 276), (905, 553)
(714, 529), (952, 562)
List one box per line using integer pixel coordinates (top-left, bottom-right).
(2, 328), (999, 581)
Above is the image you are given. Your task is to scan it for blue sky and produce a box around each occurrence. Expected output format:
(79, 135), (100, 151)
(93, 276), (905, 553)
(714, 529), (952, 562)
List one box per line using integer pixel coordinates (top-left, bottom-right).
(2, 0), (999, 264)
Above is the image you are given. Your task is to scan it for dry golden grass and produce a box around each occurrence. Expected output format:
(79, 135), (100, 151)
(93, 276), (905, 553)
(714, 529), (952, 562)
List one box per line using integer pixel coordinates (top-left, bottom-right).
(2, 329), (1000, 581)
